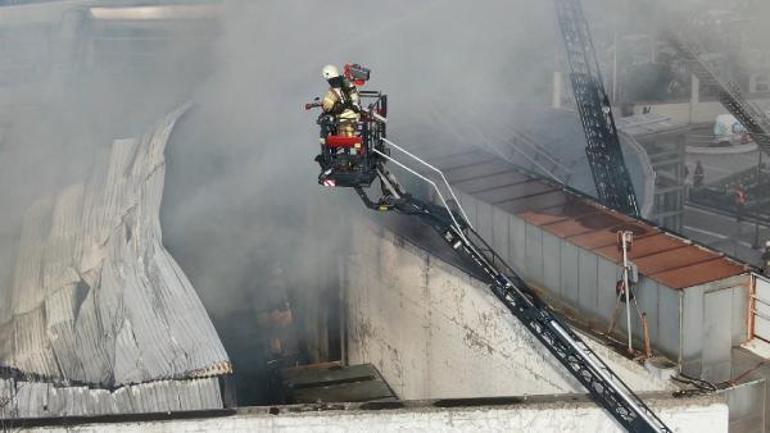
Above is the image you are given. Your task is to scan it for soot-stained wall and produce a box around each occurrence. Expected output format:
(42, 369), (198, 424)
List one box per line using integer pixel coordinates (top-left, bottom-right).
(343, 221), (674, 400)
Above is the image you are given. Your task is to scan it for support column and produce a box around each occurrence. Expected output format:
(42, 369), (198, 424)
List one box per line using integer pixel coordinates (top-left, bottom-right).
(690, 74), (700, 124)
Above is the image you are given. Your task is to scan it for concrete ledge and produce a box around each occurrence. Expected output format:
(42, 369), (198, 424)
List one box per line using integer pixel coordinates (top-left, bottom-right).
(686, 143), (758, 155)
(0, 394), (727, 433)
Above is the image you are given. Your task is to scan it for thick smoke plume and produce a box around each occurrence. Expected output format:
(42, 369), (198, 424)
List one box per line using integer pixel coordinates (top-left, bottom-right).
(0, 0), (757, 404)
(157, 0), (573, 404)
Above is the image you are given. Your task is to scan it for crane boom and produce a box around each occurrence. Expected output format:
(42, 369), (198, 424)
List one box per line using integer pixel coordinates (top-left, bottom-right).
(553, 0), (641, 217)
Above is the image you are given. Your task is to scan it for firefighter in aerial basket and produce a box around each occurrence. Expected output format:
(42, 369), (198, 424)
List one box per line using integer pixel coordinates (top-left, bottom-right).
(321, 64), (361, 137)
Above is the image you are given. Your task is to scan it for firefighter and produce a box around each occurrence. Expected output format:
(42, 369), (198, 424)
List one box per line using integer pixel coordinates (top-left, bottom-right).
(321, 64), (361, 137)
(615, 279), (635, 303)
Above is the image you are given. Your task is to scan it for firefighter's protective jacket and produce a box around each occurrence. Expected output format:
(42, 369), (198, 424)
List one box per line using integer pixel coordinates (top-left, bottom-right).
(322, 80), (360, 136)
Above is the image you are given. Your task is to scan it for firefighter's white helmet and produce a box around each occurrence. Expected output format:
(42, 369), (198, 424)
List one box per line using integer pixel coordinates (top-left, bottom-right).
(321, 64), (340, 80)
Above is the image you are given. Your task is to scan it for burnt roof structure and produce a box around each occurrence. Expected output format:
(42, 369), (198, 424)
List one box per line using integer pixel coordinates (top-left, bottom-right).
(0, 107), (231, 418)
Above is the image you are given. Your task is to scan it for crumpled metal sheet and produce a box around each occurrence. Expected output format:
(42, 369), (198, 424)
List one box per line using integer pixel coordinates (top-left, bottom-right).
(0, 106), (230, 387)
(0, 376), (223, 419)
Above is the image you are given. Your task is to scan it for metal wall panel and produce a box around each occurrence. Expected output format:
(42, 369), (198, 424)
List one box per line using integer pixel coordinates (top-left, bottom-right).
(509, 215), (527, 277)
(577, 249), (598, 316)
(460, 193), (479, 231)
(491, 207), (509, 269)
(636, 277), (661, 349)
(559, 242), (580, 305)
(525, 223), (544, 285)
(681, 287), (705, 377)
(732, 284), (748, 346)
(702, 289), (734, 382)
(657, 283), (681, 361)
(596, 257), (619, 325)
(541, 233), (561, 299)
(476, 200), (494, 246)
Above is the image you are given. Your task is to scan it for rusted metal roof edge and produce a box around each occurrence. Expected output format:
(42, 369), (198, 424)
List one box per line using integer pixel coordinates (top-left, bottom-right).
(491, 186), (562, 207)
(565, 225), (661, 251)
(471, 163), (755, 289)
(465, 178), (541, 197)
(451, 168), (526, 188)
(644, 255), (725, 278)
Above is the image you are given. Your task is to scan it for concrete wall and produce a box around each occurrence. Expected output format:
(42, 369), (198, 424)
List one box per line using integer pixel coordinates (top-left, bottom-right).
(343, 222), (673, 401)
(10, 397), (728, 433)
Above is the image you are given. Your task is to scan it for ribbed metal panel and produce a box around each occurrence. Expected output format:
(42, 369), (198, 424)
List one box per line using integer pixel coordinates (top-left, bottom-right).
(0, 377), (223, 419)
(0, 107), (230, 388)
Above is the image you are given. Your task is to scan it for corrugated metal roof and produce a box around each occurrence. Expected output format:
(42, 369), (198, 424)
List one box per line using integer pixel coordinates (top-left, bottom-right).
(443, 160), (513, 183)
(653, 259), (747, 289)
(594, 233), (683, 262)
(453, 171), (532, 194)
(432, 149), (748, 290)
(499, 190), (568, 214)
(0, 106), (230, 387)
(0, 376), (223, 419)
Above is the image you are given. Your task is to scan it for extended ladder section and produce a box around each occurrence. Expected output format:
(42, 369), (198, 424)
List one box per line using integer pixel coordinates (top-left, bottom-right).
(663, 24), (770, 153)
(355, 135), (671, 433)
(553, 0), (641, 217)
(446, 227), (671, 433)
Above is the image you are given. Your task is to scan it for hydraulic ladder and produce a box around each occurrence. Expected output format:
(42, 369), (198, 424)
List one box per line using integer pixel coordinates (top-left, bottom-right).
(553, 0), (641, 217)
(349, 136), (672, 433)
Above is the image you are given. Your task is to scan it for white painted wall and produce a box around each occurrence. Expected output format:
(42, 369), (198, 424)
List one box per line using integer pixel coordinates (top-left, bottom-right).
(21, 398), (728, 433)
(343, 223), (673, 401)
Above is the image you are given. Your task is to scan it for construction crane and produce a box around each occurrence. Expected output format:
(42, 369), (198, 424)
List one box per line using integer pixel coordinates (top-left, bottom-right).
(553, 0), (641, 217)
(306, 84), (672, 433)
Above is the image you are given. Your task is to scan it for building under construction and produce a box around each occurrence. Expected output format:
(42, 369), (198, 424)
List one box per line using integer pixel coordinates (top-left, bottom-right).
(0, 1), (768, 433)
